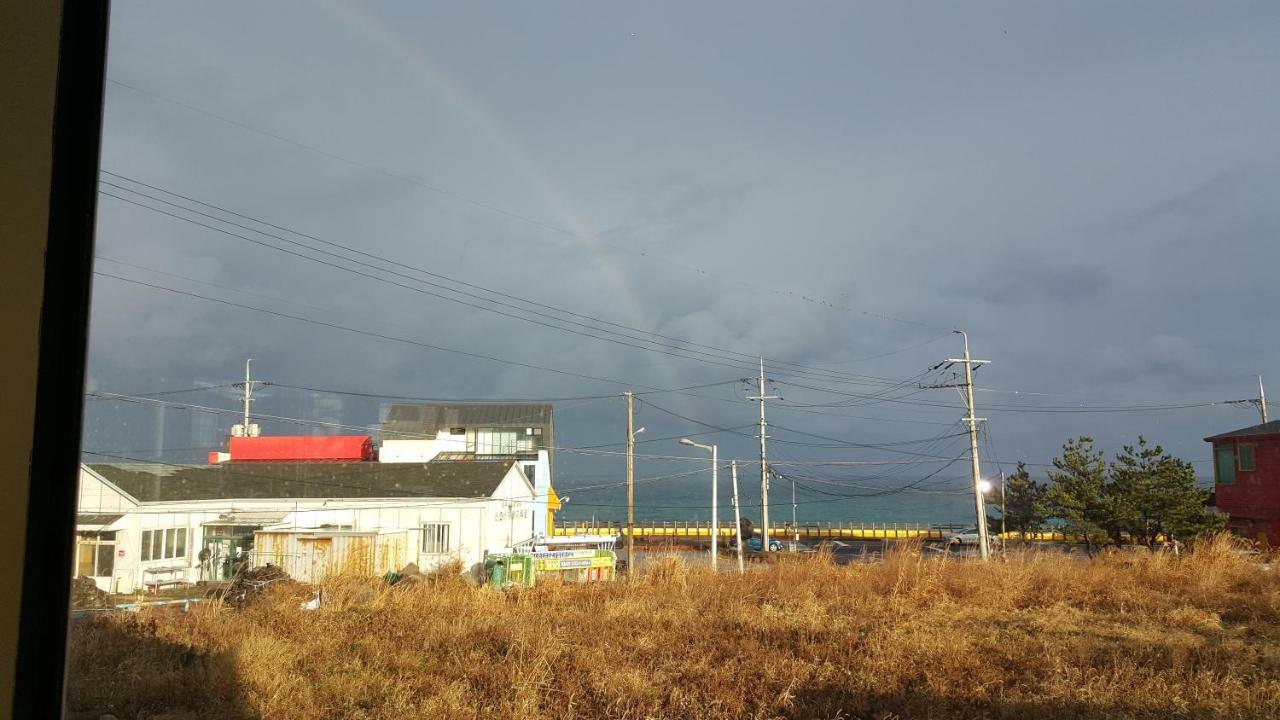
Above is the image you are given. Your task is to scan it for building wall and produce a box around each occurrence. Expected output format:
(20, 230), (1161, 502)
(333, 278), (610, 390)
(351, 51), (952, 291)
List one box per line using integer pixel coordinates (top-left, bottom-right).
(255, 530), (410, 583)
(1214, 436), (1280, 545)
(74, 464), (539, 590)
(1214, 437), (1280, 515)
(379, 431), (467, 462)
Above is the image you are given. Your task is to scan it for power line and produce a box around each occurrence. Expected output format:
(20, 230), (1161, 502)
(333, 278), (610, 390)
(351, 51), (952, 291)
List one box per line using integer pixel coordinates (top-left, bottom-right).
(99, 175), (932, 388)
(779, 376), (1235, 414)
(104, 79), (953, 333)
(264, 379), (739, 403)
(94, 271), (676, 391)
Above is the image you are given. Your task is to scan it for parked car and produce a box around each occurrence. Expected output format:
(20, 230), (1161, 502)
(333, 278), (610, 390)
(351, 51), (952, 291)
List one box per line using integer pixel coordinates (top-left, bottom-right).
(747, 537), (785, 552)
(944, 528), (998, 551)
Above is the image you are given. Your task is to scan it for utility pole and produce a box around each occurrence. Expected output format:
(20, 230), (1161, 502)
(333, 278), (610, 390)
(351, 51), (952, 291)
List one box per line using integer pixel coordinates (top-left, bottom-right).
(232, 358), (263, 437)
(791, 476), (798, 546)
(1224, 377), (1270, 424)
(747, 356), (778, 551)
(625, 391), (635, 577)
(711, 444), (718, 571)
(1260, 375), (1269, 424)
(923, 332), (992, 560)
(999, 469), (1007, 554)
(731, 460), (744, 574)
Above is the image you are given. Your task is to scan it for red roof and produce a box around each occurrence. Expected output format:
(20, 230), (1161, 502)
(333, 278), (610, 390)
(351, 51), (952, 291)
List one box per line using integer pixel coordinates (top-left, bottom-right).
(229, 435), (374, 462)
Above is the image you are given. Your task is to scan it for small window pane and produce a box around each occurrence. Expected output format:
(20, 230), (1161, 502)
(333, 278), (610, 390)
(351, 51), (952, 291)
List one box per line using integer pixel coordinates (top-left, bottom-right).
(96, 544), (115, 577)
(176, 528), (188, 559)
(164, 528), (175, 559)
(1216, 445), (1237, 485)
(422, 523), (451, 554)
(141, 530), (152, 561)
(77, 544), (96, 577)
(1239, 444), (1256, 472)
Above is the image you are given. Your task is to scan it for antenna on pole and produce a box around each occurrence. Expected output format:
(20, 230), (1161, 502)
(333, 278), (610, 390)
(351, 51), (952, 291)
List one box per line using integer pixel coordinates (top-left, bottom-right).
(1260, 375), (1269, 424)
(232, 358), (263, 437)
(1222, 376), (1271, 424)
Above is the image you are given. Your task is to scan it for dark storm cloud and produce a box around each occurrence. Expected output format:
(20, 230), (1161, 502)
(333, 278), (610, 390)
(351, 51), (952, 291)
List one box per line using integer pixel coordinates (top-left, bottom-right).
(85, 1), (1280, 494)
(953, 259), (1111, 305)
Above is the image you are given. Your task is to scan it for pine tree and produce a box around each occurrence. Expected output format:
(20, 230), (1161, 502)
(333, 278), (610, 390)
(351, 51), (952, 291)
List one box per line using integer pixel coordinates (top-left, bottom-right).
(1000, 461), (1049, 537)
(1108, 437), (1224, 547)
(1045, 437), (1109, 555)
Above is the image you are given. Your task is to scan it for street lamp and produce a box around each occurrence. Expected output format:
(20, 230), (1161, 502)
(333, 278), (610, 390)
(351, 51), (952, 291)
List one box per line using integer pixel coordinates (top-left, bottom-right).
(976, 479), (999, 554)
(680, 438), (719, 571)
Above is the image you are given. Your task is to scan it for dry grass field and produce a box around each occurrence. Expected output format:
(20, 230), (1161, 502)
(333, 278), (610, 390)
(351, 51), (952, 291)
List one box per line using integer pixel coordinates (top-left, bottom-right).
(66, 537), (1280, 720)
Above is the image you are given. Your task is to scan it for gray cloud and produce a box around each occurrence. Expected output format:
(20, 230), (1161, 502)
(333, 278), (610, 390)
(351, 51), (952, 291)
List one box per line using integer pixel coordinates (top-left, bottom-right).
(83, 1), (1280, 509)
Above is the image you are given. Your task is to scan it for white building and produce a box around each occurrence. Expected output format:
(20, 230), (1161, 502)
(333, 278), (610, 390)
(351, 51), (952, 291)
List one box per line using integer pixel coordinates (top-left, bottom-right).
(378, 403), (556, 536)
(74, 459), (536, 592)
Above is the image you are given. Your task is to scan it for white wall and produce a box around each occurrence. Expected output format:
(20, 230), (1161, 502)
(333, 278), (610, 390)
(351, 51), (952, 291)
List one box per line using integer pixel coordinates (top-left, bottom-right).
(75, 463), (540, 590)
(379, 431), (466, 463)
(77, 469), (136, 514)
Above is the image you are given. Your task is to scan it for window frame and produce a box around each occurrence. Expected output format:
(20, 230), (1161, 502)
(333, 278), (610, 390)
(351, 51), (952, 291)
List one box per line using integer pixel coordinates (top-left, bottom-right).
(422, 522), (452, 555)
(10, 2), (111, 713)
(75, 532), (115, 578)
(141, 526), (189, 563)
(1238, 442), (1256, 472)
(1215, 443), (1237, 485)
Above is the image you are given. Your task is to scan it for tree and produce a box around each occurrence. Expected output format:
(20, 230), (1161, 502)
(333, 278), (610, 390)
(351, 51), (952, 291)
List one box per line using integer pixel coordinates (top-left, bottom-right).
(1045, 437), (1109, 556)
(999, 461), (1049, 537)
(1107, 437), (1224, 547)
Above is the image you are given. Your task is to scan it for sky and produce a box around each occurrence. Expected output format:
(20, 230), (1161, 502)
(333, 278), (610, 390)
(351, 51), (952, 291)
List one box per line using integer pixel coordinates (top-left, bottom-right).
(84, 1), (1280, 522)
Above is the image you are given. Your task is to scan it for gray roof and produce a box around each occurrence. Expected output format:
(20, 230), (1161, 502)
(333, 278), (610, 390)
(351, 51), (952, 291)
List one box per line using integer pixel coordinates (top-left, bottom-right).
(381, 403), (553, 441)
(87, 461), (518, 503)
(77, 513), (123, 527)
(1204, 420), (1280, 442)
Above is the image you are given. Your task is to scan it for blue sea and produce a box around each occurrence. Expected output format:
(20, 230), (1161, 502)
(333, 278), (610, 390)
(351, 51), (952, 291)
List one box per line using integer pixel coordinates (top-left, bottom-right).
(554, 477), (979, 527)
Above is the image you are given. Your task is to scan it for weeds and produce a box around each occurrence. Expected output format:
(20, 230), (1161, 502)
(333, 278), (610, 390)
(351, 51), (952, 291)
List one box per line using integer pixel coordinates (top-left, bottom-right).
(67, 535), (1280, 719)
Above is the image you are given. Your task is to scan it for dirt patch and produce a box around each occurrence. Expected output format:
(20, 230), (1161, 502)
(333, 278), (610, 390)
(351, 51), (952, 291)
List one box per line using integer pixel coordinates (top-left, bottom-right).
(212, 564), (293, 608)
(70, 575), (113, 610)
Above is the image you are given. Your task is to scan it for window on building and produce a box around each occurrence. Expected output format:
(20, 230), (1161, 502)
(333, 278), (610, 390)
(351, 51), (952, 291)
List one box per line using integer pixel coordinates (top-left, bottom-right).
(422, 522), (451, 554)
(1215, 444), (1237, 485)
(141, 527), (189, 562)
(475, 428), (518, 455)
(524, 464), (537, 485)
(75, 532), (115, 578)
(1239, 443), (1256, 472)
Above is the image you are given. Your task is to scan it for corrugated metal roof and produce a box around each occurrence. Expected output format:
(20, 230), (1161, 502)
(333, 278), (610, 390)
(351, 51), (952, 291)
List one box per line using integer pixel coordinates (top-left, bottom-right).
(77, 513), (123, 527)
(1204, 420), (1280, 441)
(381, 403), (553, 441)
(86, 461), (517, 503)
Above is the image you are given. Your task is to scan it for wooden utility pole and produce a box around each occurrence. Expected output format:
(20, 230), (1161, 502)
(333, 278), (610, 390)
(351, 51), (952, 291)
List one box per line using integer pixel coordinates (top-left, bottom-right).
(625, 391), (635, 576)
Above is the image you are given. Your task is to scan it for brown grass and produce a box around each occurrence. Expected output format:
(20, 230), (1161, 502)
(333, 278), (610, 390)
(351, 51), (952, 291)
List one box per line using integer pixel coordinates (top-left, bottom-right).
(67, 536), (1280, 720)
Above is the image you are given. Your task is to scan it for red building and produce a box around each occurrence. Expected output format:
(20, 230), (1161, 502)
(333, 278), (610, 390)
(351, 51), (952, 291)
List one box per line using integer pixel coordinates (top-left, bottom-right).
(1204, 421), (1280, 546)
